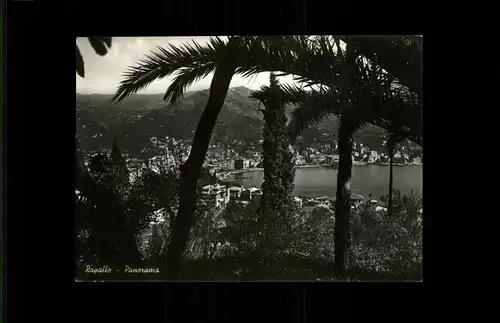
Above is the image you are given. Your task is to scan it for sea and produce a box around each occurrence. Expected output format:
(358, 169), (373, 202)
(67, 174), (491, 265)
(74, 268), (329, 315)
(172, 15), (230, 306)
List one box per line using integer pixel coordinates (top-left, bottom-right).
(225, 165), (423, 201)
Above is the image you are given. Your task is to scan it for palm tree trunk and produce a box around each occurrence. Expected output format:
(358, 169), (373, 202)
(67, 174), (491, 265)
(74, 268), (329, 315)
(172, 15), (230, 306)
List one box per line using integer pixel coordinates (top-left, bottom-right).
(165, 61), (236, 280)
(333, 119), (355, 276)
(388, 150), (394, 217)
(387, 134), (398, 217)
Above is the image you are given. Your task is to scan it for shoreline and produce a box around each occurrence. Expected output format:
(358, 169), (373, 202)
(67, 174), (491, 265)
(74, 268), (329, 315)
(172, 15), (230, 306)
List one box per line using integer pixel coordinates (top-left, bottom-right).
(218, 163), (422, 179)
(219, 164), (320, 179)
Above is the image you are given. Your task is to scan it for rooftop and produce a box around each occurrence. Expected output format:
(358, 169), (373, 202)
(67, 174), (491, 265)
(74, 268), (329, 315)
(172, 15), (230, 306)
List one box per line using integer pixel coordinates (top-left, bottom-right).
(350, 193), (364, 201)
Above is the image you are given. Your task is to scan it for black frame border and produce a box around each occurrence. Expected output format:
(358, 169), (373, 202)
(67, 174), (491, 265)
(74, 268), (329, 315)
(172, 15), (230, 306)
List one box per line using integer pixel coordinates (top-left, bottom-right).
(3, 1), (441, 321)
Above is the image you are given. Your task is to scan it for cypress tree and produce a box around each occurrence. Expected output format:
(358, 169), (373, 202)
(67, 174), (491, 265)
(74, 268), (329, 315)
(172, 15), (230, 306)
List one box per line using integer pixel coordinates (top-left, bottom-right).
(257, 73), (297, 258)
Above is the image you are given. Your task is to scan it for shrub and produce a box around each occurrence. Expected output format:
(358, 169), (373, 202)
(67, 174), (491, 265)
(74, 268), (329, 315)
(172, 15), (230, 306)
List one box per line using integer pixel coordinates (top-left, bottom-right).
(349, 190), (422, 280)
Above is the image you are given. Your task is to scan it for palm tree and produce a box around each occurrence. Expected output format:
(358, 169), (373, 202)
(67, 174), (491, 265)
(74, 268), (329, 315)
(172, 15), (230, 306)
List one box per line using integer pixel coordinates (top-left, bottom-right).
(279, 46), (406, 275)
(386, 133), (403, 217)
(276, 37), (422, 274)
(376, 81), (421, 218)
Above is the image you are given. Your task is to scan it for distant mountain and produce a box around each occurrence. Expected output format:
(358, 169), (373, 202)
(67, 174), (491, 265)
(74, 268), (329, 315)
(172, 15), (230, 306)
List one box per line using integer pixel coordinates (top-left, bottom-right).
(76, 87), (263, 155)
(231, 86), (253, 97)
(76, 93), (168, 111)
(76, 86), (386, 156)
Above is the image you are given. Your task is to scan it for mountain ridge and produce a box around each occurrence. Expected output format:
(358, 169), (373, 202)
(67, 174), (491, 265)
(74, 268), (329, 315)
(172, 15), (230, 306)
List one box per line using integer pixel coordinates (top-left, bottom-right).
(76, 86), (263, 155)
(76, 86), (385, 156)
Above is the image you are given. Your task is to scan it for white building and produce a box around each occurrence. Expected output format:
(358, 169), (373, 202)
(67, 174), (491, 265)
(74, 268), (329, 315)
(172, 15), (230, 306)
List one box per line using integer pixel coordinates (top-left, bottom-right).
(248, 186), (262, 201)
(294, 196), (303, 208)
(295, 157), (306, 166)
(201, 184), (228, 208)
(215, 184), (227, 207)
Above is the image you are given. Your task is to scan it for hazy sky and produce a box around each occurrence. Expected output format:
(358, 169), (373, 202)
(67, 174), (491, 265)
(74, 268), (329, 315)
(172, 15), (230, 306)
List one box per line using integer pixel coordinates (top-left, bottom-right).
(76, 37), (298, 95)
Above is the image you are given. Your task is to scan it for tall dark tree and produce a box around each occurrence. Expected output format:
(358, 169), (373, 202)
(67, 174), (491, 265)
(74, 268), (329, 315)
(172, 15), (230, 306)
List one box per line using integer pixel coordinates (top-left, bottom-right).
(283, 36), (422, 275)
(250, 73), (296, 258)
(255, 73), (294, 213)
(280, 42), (395, 274)
(113, 37), (243, 279)
(386, 133), (404, 217)
(375, 78), (421, 218)
(331, 40), (358, 275)
(164, 51), (238, 279)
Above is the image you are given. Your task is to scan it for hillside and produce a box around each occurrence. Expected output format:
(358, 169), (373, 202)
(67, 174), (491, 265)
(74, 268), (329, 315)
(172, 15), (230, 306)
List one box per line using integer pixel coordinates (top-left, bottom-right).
(76, 87), (264, 155)
(76, 86), (386, 156)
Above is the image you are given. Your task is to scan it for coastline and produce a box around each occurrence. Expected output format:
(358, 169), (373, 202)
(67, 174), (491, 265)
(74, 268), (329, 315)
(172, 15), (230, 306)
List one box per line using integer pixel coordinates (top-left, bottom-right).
(219, 164), (321, 179)
(218, 163), (422, 179)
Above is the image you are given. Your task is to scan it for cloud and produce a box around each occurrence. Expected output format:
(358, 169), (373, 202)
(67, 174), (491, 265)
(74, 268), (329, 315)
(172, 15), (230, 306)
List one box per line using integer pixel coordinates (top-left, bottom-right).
(76, 37), (297, 95)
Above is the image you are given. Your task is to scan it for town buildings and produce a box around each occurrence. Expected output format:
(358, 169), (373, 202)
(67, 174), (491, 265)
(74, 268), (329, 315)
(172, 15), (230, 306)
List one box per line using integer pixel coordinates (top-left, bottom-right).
(201, 184), (230, 208)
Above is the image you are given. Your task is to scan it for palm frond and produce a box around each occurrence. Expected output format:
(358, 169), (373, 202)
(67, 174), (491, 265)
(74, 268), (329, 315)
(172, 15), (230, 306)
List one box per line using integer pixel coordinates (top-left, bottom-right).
(370, 90), (422, 147)
(112, 37), (228, 103)
(250, 80), (342, 141)
(249, 85), (271, 103)
(345, 35), (422, 96)
(76, 192), (95, 210)
(281, 84), (342, 141)
(113, 36), (342, 105)
(88, 37), (112, 56)
(235, 36), (343, 90)
(163, 63), (219, 103)
(76, 45), (85, 78)
(77, 37), (113, 78)
(249, 36), (422, 146)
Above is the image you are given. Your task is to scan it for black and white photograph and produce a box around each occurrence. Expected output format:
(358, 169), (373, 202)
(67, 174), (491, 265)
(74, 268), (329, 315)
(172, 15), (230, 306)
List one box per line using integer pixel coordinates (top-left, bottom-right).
(75, 36), (423, 281)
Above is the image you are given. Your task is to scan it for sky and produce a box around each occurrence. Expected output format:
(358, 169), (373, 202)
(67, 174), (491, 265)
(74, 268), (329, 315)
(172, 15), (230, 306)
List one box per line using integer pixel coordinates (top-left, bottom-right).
(76, 37), (298, 95)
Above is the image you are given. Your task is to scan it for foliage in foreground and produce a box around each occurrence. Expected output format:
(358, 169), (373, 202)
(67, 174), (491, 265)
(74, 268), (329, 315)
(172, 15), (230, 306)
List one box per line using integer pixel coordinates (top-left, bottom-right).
(349, 189), (422, 280)
(144, 190), (422, 281)
(75, 140), (213, 280)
